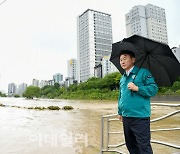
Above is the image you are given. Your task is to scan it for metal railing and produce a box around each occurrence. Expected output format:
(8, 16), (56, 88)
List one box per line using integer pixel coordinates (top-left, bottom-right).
(100, 103), (180, 154)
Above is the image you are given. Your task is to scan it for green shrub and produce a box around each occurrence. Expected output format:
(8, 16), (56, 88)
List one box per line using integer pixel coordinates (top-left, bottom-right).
(172, 81), (180, 91)
(14, 94), (20, 98)
(27, 107), (34, 109)
(0, 104), (6, 107)
(34, 106), (46, 110)
(47, 106), (60, 110)
(175, 89), (180, 95)
(62, 106), (74, 110)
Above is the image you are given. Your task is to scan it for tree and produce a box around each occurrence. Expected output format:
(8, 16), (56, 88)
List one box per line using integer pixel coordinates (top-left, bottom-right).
(100, 72), (121, 90)
(54, 83), (60, 89)
(40, 85), (55, 97)
(24, 86), (40, 99)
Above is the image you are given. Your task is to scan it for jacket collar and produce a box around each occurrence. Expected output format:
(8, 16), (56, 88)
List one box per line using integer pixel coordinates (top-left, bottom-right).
(123, 65), (139, 76)
(131, 65), (139, 74)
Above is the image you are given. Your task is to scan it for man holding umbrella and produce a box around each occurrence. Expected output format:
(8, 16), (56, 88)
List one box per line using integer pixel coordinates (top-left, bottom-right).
(118, 50), (158, 154)
(110, 34), (180, 154)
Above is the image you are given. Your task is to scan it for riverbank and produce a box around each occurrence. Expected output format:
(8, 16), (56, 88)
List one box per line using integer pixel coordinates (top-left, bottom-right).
(2, 94), (180, 102)
(18, 72), (180, 100)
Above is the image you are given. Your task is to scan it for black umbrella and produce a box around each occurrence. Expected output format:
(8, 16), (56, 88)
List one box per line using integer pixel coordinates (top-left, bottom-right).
(110, 34), (180, 87)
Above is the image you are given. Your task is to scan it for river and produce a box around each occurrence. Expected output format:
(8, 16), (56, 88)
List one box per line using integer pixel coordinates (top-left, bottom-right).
(0, 97), (179, 154)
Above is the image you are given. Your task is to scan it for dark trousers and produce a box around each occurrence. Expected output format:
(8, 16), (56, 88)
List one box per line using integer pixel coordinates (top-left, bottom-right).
(122, 117), (153, 154)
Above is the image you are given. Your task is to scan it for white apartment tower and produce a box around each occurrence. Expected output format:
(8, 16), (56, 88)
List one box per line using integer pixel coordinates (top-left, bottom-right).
(8, 83), (17, 96)
(53, 73), (63, 84)
(67, 58), (78, 81)
(18, 83), (27, 96)
(102, 56), (118, 77)
(39, 80), (48, 88)
(32, 79), (39, 87)
(125, 4), (168, 44)
(77, 9), (112, 82)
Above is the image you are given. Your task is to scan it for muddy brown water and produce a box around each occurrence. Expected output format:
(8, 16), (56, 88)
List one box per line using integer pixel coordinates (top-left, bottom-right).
(0, 97), (179, 154)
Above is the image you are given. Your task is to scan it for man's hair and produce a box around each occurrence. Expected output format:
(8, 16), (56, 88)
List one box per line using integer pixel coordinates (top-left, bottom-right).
(120, 50), (135, 58)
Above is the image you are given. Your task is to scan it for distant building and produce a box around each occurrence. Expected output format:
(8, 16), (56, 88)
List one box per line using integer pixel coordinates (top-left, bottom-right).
(8, 83), (17, 96)
(39, 80), (49, 88)
(48, 80), (55, 86)
(102, 56), (118, 77)
(77, 9), (112, 82)
(125, 4), (168, 44)
(32, 79), (39, 87)
(64, 77), (74, 87)
(53, 73), (63, 84)
(18, 83), (27, 96)
(172, 45), (180, 63)
(67, 58), (78, 81)
(94, 63), (102, 78)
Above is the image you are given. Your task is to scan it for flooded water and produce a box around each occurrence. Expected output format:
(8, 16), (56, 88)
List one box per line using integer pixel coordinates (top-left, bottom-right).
(0, 97), (179, 154)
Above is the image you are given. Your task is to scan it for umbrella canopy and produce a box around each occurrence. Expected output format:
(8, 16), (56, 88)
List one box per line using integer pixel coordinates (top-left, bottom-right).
(110, 35), (180, 87)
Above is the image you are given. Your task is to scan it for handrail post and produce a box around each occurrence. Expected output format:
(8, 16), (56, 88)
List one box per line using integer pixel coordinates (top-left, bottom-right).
(107, 117), (110, 150)
(100, 117), (104, 154)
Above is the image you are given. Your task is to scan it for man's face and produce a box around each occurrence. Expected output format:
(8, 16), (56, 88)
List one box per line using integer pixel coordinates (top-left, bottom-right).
(120, 54), (135, 71)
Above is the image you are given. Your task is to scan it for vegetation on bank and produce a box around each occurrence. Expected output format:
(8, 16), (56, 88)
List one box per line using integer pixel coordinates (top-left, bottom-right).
(23, 86), (40, 99)
(21, 72), (180, 100)
(0, 92), (6, 97)
(14, 94), (20, 98)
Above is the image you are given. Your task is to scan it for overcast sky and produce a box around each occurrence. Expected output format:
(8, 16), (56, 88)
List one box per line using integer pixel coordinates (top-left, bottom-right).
(0, 0), (179, 92)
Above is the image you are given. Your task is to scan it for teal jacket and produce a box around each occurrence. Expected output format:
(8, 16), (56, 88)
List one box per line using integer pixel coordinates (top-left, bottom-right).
(118, 66), (158, 118)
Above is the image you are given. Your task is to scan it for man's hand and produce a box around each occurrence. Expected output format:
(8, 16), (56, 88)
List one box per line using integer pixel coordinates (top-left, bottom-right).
(127, 82), (138, 91)
(118, 115), (123, 122)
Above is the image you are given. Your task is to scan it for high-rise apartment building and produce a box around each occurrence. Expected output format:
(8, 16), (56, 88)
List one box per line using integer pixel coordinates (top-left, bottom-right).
(125, 4), (168, 44)
(39, 80), (49, 88)
(8, 83), (17, 96)
(48, 80), (55, 86)
(18, 83), (27, 96)
(32, 79), (39, 87)
(64, 77), (74, 87)
(67, 58), (78, 81)
(102, 56), (118, 77)
(77, 9), (112, 82)
(53, 73), (63, 84)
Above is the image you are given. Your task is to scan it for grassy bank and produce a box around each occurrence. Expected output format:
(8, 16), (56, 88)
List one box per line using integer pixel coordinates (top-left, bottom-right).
(57, 89), (119, 100)
(21, 72), (180, 100)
